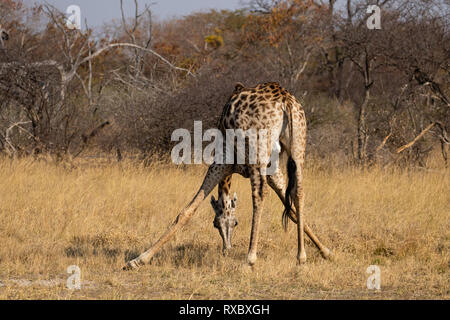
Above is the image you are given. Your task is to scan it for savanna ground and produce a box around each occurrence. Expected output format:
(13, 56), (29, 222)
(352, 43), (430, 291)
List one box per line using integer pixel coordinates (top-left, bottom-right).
(0, 156), (448, 299)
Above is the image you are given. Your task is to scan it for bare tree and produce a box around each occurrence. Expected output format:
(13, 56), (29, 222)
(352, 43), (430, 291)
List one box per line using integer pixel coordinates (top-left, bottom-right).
(0, 3), (195, 158)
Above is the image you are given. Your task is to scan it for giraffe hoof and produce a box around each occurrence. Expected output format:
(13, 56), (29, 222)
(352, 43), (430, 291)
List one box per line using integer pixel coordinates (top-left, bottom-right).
(320, 249), (334, 260)
(297, 254), (307, 265)
(321, 249), (334, 261)
(222, 247), (232, 257)
(122, 259), (141, 271)
(247, 253), (257, 266)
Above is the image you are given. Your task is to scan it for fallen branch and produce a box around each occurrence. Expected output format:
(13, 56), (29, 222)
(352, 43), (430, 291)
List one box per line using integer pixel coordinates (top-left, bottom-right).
(397, 122), (436, 153)
(376, 132), (392, 152)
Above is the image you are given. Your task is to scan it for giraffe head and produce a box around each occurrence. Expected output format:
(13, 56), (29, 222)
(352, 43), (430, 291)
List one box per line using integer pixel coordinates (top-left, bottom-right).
(210, 192), (238, 254)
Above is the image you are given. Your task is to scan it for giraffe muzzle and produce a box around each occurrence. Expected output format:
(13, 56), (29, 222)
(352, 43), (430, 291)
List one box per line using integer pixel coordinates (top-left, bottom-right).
(215, 218), (237, 254)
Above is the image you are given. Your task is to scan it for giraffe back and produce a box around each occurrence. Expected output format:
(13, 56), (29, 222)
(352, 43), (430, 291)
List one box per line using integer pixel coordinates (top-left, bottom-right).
(218, 82), (306, 168)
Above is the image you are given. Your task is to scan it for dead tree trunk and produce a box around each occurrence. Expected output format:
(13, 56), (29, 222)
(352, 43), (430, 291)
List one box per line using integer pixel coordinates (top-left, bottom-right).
(358, 86), (370, 164)
(356, 49), (373, 165)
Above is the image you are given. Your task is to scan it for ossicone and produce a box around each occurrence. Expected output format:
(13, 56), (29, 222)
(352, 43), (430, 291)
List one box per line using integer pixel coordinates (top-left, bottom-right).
(234, 82), (245, 92)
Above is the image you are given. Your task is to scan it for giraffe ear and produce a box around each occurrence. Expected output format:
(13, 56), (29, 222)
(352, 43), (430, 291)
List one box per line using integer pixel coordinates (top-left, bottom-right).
(234, 82), (244, 92)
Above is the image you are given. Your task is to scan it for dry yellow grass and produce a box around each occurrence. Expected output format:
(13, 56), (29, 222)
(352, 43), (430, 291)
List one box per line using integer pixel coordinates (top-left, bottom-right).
(0, 157), (448, 299)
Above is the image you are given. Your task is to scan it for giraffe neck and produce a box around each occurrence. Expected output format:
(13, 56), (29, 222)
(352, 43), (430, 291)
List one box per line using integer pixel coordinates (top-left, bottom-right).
(218, 175), (232, 201)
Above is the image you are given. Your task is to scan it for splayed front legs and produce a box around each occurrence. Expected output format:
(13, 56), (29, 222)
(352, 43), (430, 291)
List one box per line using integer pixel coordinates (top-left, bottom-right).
(124, 189), (206, 270)
(123, 164), (233, 270)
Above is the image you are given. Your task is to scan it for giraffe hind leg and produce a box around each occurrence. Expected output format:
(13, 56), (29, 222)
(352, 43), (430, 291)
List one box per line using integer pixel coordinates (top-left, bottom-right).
(267, 166), (332, 259)
(286, 157), (306, 264)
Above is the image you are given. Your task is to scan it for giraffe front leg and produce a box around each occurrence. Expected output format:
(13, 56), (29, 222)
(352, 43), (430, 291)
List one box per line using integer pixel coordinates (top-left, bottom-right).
(123, 163), (233, 270)
(247, 169), (267, 266)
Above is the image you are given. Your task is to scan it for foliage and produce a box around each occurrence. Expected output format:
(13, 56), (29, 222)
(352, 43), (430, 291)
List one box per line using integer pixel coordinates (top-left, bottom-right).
(0, 0), (448, 167)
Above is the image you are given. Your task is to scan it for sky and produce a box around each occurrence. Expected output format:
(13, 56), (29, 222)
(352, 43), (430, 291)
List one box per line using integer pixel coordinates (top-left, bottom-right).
(23, 0), (245, 27)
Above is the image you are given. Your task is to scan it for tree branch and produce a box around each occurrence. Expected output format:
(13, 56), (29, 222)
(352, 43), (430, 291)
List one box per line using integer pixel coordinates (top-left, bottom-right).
(397, 122), (436, 153)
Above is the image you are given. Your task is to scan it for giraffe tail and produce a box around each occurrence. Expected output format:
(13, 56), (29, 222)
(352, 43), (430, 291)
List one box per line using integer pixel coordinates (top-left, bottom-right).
(282, 100), (297, 231)
(282, 156), (297, 231)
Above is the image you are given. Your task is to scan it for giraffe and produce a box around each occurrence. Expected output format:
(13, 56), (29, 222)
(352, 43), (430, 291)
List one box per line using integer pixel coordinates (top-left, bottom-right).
(124, 82), (332, 270)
